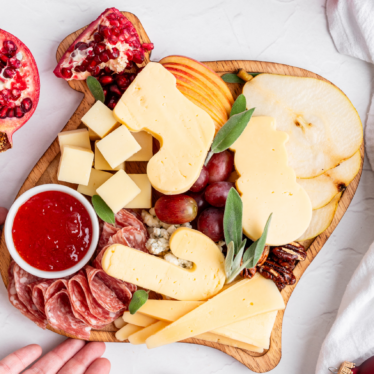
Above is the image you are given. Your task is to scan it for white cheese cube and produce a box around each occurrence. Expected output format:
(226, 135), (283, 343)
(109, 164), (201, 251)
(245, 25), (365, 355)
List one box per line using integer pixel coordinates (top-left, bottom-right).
(57, 145), (94, 185)
(96, 170), (141, 213)
(81, 101), (119, 138)
(97, 125), (141, 169)
(125, 174), (152, 209)
(58, 128), (91, 152)
(77, 168), (112, 196)
(127, 131), (153, 161)
(94, 141), (124, 171)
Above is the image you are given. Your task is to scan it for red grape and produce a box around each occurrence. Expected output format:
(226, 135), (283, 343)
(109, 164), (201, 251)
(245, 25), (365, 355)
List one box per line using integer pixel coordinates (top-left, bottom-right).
(205, 182), (234, 207)
(187, 190), (210, 214)
(190, 165), (209, 192)
(155, 195), (197, 224)
(197, 207), (224, 242)
(206, 150), (234, 184)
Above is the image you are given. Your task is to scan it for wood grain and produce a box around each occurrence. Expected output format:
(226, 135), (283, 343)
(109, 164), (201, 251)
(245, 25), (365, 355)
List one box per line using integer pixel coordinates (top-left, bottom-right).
(0, 12), (364, 373)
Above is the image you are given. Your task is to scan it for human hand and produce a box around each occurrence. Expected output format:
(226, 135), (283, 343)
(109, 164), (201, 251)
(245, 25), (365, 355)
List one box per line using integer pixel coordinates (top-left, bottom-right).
(0, 339), (110, 374)
(0, 207), (7, 227)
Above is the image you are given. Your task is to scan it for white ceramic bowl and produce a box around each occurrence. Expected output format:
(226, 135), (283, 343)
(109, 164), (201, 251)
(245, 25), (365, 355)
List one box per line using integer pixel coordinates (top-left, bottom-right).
(4, 184), (99, 279)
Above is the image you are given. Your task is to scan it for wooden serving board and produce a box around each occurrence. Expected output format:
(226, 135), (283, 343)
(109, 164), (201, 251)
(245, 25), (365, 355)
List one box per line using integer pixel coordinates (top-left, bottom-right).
(0, 11), (364, 373)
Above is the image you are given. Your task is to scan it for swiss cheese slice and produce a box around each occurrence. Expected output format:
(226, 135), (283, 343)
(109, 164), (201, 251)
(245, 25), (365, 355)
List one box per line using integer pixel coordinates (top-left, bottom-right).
(229, 116), (312, 245)
(113, 62), (215, 195)
(102, 227), (226, 301)
(146, 274), (285, 349)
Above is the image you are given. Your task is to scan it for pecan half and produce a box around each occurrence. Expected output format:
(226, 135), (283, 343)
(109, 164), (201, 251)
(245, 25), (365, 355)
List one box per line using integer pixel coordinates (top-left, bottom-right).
(259, 260), (296, 286)
(272, 242), (306, 263)
(241, 267), (257, 279)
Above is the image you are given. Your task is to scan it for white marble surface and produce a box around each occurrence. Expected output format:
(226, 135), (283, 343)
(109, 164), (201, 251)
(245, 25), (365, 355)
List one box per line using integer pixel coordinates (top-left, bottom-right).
(0, 0), (373, 373)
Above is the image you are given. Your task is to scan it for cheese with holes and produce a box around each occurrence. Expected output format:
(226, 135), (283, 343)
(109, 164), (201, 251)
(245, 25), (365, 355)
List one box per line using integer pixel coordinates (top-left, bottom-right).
(122, 312), (157, 327)
(94, 141), (124, 171)
(128, 321), (169, 345)
(125, 174), (152, 209)
(58, 128), (91, 152)
(127, 131), (153, 161)
(113, 62), (215, 195)
(97, 125), (141, 168)
(96, 170), (141, 213)
(77, 168), (112, 196)
(115, 324), (142, 341)
(102, 227), (225, 300)
(145, 274), (285, 349)
(57, 145), (93, 185)
(229, 116), (312, 245)
(81, 101), (118, 138)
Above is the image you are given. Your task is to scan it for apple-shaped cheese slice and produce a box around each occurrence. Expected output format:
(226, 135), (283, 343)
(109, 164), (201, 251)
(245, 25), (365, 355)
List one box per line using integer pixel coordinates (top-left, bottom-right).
(102, 227), (225, 301)
(229, 116), (312, 246)
(113, 62), (215, 195)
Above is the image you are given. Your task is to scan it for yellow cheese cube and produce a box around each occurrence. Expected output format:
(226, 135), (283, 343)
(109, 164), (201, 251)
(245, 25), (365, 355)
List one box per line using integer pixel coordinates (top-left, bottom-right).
(88, 127), (101, 141)
(115, 324), (143, 342)
(125, 174), (152, 209)
(77, 168), (112, 196)
(81, 101), (118, 138)
(127, 131), (153, 161)
(97, 126), (141, 169)
(58, 128), (91, 152)
(57, 145), (94, 185)
(94, 141), (124, 171)
(96, 170), (141, 213)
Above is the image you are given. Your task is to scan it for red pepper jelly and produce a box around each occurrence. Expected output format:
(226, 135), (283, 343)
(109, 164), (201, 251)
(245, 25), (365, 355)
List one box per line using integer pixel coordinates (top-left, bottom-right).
(12, 191), (92, 271)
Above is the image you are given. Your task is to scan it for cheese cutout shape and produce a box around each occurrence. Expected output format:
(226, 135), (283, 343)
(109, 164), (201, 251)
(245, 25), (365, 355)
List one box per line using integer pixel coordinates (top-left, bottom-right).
(57, 145), (94, 186)
(58, 128), (90, 152)
(127, 131), (153, 161)
(229, 116), (312, 245)
(96, 170), (141, 213)
(145, 274), (285, 349)
(113, 62), (215, 195)
(125, 174), (152, 209)
(94, 141), (124, 171)
(77, 168), (112, 196)
(122, 312), (157, 327)
(115, 324), (142, 341)
(102, 227), (226, 300)
(128, 321), (169, 345)
(81, 100), (118, 138)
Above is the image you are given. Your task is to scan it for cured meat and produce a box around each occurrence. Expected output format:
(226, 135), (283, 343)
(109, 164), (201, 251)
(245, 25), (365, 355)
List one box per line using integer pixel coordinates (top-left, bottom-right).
(115, 209), (148, 237)
(7, 262), (47, 329)
(93, 245), (110, 270)
(96, 222), (120, 255)
(127, 209), (143, 223)
(30, 279), (54, 315)
(109, 226), (148, 253)
(45, 289), (91, 340)
(45, 279), (69, 301)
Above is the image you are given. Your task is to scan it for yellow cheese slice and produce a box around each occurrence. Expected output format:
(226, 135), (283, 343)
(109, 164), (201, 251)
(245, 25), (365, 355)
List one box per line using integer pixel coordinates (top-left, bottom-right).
(128, 321), (169, 345)
(113, 316), (126, 329)
(146, 274), (285, 349)
(115, 324), (143, 341)
(113, 62), (215, 195)
(122, 311), (158, 327)
(229, 116), (312, 245)
(102, 227), (225, 301)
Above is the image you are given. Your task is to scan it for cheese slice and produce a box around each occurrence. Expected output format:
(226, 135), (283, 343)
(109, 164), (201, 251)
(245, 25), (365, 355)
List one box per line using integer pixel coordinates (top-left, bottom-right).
(88, 127), (101, 141)
(115, 324), (143, 341)
(128, 321), (169, 345)
(58, 128), (91, 152)
(94, 141), (124, 171)
(122, 311), (158, 327)
(146, 274), (284, 349)
(114, 317), (126, 329)
(229, 116), (312, 245)
(102, 228), (226, 300)
(127, 131), (153, 161)
(77, 168), (112, 196)
(113, 62), (215, 195)
(125, 174), (152, 209)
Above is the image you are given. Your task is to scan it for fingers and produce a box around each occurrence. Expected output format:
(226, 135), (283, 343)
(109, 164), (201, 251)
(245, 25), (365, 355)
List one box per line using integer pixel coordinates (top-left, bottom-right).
(0, 207), (8, 226)
(23, 339), (85, 374)
(0, 344), (42, 374)
(85, 358), (111, 374)
(57, 342), (106, 374)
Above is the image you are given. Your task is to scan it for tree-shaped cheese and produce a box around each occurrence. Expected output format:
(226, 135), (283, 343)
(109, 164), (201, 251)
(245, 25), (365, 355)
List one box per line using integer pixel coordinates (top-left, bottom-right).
(113, 62), (215, 195)
(229, 116), (312, 245)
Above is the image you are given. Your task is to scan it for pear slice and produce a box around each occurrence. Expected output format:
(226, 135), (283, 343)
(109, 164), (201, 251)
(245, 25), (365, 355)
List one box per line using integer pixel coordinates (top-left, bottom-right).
(243, 74), (363, 178)
(297, 151), (361, 210)
(297, 192), (341, 241)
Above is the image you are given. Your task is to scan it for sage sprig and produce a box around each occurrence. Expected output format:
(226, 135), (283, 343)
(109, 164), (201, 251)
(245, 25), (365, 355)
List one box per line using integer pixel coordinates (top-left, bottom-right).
(129, 290), (149, 314)
(86, 76), (105, 103)
(224, 188), (243, 254)
(92, 195), (115, 225)
(230, 94), (246, 117)
(221, 72), (260, 84)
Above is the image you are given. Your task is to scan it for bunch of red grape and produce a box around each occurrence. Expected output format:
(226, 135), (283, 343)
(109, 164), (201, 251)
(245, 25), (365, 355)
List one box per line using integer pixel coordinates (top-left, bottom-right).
(154, 150), (235, 242)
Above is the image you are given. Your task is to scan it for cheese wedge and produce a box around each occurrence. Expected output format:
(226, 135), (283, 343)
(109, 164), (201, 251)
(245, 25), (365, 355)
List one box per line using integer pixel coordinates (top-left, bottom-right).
(122, 312), (157, 327)
(115, 324), (143, 341)
(113, 62), (215, 195)
(146, 274), (285, 349)
(102, 228), (225, 300)
(229, 116), (312, 245)
(128, 321), (169, 345)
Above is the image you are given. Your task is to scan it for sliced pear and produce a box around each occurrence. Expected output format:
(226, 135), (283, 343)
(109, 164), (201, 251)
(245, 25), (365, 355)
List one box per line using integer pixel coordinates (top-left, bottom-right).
(297, 192), (341, 241)
(243, 74), (363, 178)
(297, 151), (361, 209)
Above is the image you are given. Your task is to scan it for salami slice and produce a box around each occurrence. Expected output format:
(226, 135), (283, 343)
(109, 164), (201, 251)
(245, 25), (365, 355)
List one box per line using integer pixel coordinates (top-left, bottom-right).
(45, 279), (69, 302)
(115, 209), (148, 236)
(30, 279), (54, 314)
(7, 262), (47, 329)
(93, 245), (109, 270)
(109, 226), (148, 253)
(96, 222), (120, 255)
(126, 209), (143, 223)
(45, 289), (91, 340)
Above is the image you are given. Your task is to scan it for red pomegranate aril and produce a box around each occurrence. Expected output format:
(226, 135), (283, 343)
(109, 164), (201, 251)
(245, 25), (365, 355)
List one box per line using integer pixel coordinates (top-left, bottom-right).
(142, 43), (154, 51)
(92, 66), (101, 76)
(87, 60), (97, 73)
(61, 67), (73, 79)
(108, 35), (118, 45)
(11, 88), (21, 100)
(99, 25), (108, 35)
(103, 29), (111, 39)
(93, 32), (104, 43)
(110, 20), (120, 27)
(88, 41), (96, 49)
(109, 84), (122, 96)
(103, 89), (108, 96)
(109, 48), (119, 59)
(21, 98), (32, 113)
(94, 43), (106, 55)
(99, 52), (110, 63)
(3, 68), (15, 78)
(100, 76), (113, 85)
(14, 106), (24, 118)
(107, 13), (117, 21)
(107, 97), (118, 109)
(3, 40), (17, 53)
(75, 42), (88, 50)
(0, 107), (7, 118)
(129, 74), (136, 82)
(111, 27), (120, 37)
(7, 108), (14, 118)
(116, 75), (128, 88)
(0, 54), (8, 63)
(8, 57), (21, 69)
(133, 50), (144, 64)
(125, 50), (133, 61)
(93, 55), (101, 64)
(1, 89), (10, 101)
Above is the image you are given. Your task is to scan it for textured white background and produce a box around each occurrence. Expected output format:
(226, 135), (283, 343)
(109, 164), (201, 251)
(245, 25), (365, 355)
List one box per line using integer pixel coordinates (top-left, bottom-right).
(0, 0), (373, 373)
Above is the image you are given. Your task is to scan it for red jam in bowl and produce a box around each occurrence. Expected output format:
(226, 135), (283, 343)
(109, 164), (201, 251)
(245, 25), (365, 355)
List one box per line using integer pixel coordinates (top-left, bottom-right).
(12, 191), (92, 271)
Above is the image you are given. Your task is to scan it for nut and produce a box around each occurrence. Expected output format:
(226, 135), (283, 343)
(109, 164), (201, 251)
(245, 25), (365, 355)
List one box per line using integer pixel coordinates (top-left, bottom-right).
(272, 242), (306, 263)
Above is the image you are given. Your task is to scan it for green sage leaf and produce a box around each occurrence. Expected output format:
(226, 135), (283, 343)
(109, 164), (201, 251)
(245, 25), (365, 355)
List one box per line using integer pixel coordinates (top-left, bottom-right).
(231, 239), (247, 274)
(224, 188), (243, 254)
(86, 76), (105, 103)
(129, 290), (149, 315)
(230, 94), (246, 117)
(226, 257), (252, 284)
(211, 108), (255, 154)
(225, 241), (235, 279)
(221, 74), (245, 84)
(92, 195), (115, 225)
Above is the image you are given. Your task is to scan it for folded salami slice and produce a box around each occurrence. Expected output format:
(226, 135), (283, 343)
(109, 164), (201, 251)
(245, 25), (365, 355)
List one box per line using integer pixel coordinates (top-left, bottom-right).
(30, 279), (54, 315)
(45, 289), (91, 340)
(96, 222), (120, 255)
(115, 209), (148, 237)
(7, 262), (47, 329)
(45, 279), (69, 302)
(109, 226), (148, 253)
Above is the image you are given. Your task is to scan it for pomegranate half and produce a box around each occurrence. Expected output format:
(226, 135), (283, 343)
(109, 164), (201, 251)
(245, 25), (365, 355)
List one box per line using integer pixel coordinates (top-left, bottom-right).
(0, 30), (40, 152)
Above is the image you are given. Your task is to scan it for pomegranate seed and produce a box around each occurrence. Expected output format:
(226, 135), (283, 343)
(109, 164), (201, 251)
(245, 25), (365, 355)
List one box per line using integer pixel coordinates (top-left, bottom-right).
(1, 89), (11, 101)
(125, 50), (133, 61)
(99, 25), (108, 35)
(103, 29), (111, 39)
(87, 60), (97, 73)
(110, 20), (120, 27)
(103, 89), (108, 96)
(0, 54), (8, 64)
(111, 27), (120, 37)
(15, 106), (24, 118)
(133, 51), (144, 64)
(119, 17), (128, 25)
(93, 55), (101, 64)
(88, 41), (96, 49)
(103, 66), (112, 74)
(91, 66), (101, 76)
(21, 98), (32, 112)
(7, 108), (15, 117)
(61, 68), (73, 79)
(8, 57), (21, 69)
(100, 76), (113, 85)
(75, 42), (89, 51)
(109, 84), (122, 96)
(93, 32), (104, 43)
(11, 88), (21, 100)
(108, 35), (118, 45)
(107, 13), (118, 21)
(142, 43), (154, 51)
(3, 68), (15, 78)
(11, 81), (27, 91)
(126, 62), (134, 69)
(109, 48), (119, 59)
(118, 34), (126, 42)
(100, 52), (110, 63)
(116, 75), (129, 88)
(0, 107), (7, 118)
(107, 96), (118, 109)
(94, 43), (106, 55)
(129, 74), (136, 82)
(3, 40), (17, 53)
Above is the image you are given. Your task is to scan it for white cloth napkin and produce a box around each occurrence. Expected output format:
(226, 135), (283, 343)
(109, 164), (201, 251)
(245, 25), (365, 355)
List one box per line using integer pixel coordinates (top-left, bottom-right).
(316, 1), (374, 373)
